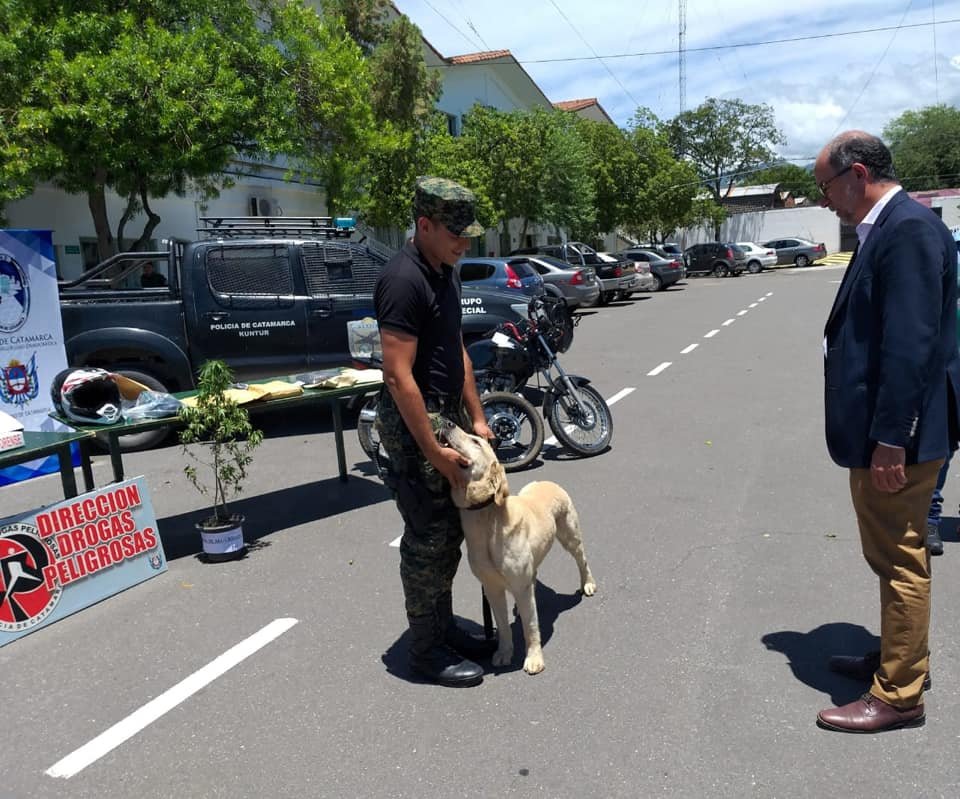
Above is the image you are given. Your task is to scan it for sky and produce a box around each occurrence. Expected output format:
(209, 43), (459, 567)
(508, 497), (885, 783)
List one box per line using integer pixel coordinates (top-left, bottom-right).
(393, 0), (960, 163)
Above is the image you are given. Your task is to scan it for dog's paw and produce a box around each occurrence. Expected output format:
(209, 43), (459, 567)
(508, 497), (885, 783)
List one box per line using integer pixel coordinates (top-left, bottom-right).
(492, 646), (514, 667)
(582, 581), (596, 596)
(523, 652), (545, 674)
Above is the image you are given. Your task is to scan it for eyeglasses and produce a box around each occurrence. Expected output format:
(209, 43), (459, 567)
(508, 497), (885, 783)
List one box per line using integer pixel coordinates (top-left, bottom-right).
(817, 165), (853, 197)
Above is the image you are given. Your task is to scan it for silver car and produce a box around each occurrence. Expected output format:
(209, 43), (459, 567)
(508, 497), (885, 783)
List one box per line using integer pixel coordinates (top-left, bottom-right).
(761, 237), (827, 267)
(736, 242), (778, 273)
(515, 254), (600, 309)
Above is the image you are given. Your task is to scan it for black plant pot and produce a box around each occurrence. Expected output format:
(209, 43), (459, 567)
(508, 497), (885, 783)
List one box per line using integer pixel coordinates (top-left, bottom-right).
(197, 514), (246, 562)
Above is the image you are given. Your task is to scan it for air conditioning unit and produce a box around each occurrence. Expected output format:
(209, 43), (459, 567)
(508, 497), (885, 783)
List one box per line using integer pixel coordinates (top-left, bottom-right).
(249, 196), (274, 217)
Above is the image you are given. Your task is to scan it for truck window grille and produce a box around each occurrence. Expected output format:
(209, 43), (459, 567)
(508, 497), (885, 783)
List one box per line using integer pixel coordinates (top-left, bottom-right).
(206, 246), (294, 308)
(300, 244), (384, 297)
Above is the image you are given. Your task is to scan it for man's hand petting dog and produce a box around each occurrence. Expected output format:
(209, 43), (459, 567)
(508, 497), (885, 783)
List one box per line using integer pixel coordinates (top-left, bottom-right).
(429, 445), (471, 490)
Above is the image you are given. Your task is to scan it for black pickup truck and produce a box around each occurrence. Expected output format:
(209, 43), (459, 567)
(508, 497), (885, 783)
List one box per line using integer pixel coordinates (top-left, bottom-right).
(59, 217), (529, 446)
(509, 242), (637, 304)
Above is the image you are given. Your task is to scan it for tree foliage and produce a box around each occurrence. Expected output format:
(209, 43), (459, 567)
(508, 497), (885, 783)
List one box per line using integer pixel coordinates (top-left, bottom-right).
(884, 104), (960, 191)
(572, 118), (637, 239)
(325, 0), (442, 228)
(0, 0), (374, 259)
(450, 106), (594, 246)
(665, 97), (786, 202)
(748, 162), (818, 200)
(623, 112), (713, 244)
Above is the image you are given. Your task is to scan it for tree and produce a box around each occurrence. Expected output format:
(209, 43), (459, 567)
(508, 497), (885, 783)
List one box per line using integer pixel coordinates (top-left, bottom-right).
(324, 1), (442, 229)
(665, 97), (785, 238)
(749, 163), (818, 201)
(0, 0), (374, 261)
(454, 106), (594, 248)
(623, 113), (706, 245)
(571, 118), (637, 239)
(884, 104), (960, 191)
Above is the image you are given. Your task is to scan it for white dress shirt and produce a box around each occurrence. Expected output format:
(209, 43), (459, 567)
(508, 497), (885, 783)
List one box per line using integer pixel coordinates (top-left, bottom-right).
(855, 185), (902, 249)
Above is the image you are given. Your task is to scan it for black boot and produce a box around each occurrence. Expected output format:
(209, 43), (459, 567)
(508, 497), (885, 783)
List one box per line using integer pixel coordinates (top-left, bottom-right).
(408, 612), (484, 687)
(438, 591), (497, 660)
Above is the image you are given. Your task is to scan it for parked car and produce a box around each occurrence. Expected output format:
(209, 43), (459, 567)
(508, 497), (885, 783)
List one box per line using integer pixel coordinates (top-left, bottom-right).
(618, 248), (684, 291)
(659, 242), (682, 257)
(509, 242), (633, 305)
(519, 253), (600, 308)
(683, 242), (746, 277)
(596, 252), (641, 299)
(736, 242), (778, 273)
(457, 257), (544, 297)
(761, 237), (827, 267)
(630, 261), (658, 292)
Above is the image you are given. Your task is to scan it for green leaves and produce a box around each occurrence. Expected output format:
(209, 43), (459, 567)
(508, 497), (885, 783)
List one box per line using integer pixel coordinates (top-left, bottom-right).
(0, 0), (374, 255)
(179, 360), (264, 524)
(884, 104), (960, 191)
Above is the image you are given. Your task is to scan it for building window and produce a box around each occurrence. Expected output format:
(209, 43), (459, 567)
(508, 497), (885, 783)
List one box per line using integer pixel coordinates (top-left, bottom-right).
(446, 113), (461, 136)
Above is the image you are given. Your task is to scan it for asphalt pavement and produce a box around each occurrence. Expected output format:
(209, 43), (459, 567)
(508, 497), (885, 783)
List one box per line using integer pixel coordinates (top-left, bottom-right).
(3, 265), (959, 798)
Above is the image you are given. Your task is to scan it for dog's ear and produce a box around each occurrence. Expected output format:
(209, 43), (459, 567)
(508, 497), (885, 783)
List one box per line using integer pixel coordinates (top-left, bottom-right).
(491, 459), (509, 506)
(464, 472), (491, 507)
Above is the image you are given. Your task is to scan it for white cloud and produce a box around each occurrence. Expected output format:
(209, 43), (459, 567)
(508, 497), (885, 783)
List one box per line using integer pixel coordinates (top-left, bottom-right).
(395, 0), (960, 158)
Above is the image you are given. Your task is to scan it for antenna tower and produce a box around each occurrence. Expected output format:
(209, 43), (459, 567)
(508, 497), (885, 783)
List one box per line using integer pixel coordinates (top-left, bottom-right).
(678, 0), (687, 112)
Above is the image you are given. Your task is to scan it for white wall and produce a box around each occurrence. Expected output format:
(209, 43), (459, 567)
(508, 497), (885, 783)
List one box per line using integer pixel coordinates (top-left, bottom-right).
(5, 172), (328, 279)
(678, 206), (842, 251)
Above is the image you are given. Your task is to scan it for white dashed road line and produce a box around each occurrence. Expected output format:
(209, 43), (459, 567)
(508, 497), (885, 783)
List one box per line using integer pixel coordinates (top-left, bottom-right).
(737, 310), (748, 316)
(46, 618), (299, 779)
(680, 343), (698, 354)
(704, 329), (720, 338)
(722, 319), (735, 326)
(749, 303), (758, 308)
(647, 362), (672, 376)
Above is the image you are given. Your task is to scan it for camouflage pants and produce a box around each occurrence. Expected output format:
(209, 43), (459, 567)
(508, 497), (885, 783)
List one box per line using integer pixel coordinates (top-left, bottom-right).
(375, 386), (472, 618)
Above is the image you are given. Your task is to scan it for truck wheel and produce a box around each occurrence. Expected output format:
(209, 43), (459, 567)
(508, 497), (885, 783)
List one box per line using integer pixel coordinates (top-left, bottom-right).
(98, 368), (173, 452)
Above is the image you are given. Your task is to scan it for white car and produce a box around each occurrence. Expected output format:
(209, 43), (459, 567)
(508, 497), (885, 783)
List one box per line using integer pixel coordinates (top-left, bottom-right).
(596, 252), (653, 297)
(736, 242), (778, 273)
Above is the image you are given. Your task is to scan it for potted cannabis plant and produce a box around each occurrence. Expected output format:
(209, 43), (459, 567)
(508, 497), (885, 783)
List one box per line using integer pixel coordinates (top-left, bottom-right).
(179, 360), (263, 561)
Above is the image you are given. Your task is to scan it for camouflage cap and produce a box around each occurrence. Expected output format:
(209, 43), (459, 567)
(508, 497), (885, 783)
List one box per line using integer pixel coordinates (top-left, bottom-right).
(413, 176), (485, 238)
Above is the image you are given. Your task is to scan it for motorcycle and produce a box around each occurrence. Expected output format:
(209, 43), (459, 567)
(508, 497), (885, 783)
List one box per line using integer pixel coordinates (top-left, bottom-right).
(356, 372), (545, 474)
(466, 296), (613, 456)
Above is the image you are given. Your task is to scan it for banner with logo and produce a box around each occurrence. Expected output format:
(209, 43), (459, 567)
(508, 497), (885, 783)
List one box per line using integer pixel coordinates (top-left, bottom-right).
(0, 229), (71, 485)
(0, 477), (167, 647)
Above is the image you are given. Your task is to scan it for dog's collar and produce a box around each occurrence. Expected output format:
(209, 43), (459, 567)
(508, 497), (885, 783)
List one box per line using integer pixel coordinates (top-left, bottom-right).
(465, 496), (496, 511)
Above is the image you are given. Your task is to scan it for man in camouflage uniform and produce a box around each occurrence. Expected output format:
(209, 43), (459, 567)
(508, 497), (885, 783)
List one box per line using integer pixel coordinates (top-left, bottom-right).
(374, 177), (496, 687)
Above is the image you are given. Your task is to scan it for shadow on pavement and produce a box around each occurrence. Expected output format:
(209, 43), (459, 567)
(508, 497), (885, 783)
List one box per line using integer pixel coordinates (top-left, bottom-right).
(762, 622), (879, 705)
(381, 579), (586, 683)
(156, 474), (390, 561)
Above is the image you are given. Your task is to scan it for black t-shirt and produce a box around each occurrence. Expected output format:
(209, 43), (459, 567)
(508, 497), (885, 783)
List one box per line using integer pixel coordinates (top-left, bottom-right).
(374, 241), (464, 395)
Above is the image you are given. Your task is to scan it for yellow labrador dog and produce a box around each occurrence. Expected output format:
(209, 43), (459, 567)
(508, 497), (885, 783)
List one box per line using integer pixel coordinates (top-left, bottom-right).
(440, 418), (596, 674)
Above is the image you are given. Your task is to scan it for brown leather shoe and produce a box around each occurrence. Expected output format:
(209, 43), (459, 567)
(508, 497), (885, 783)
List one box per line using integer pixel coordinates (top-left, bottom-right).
(817, 693), (925, 733)
(828, 651), (931, 691)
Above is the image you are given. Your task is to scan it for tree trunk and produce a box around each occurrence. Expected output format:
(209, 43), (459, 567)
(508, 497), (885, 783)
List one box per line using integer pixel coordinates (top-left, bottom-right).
(131, 185), (161, 252)
(87, 174), (116, 266)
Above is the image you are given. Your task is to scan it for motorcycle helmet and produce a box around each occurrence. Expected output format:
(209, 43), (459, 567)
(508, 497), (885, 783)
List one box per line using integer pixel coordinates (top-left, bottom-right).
(51, 368), (122, 425)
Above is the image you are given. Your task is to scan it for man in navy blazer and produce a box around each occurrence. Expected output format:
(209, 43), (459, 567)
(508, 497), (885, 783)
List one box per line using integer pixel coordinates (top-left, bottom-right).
(814, 131), (960, 733)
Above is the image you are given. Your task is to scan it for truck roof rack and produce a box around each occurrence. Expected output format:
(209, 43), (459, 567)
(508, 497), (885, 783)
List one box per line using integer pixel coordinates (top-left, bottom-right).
(197, 216), (356, 239)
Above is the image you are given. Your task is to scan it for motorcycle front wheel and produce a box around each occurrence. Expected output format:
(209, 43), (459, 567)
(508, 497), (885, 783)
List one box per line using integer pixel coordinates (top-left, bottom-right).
(357, 396), (379, 459)
(482, 391), (545, 471)
(547, 382), (613, 456)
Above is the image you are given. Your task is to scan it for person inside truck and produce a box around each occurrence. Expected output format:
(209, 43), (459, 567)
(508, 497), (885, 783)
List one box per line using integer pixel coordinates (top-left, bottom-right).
(140, 262), (167, 288)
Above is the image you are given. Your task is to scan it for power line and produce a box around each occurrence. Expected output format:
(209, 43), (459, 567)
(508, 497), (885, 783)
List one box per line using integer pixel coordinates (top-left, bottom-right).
(933, 0), (940, 104)
(831, 0), (915, 136)
(545, 0), (642, 109)
(420, 0), (483, 51)
(432, 17), (960, 67)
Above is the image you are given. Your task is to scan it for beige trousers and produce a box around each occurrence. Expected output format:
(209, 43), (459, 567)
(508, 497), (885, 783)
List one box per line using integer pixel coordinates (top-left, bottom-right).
(849, 458), (942, 708)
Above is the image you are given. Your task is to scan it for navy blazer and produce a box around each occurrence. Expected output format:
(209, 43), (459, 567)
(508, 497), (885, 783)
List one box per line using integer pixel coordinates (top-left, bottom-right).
(824, 190), (960, 468)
